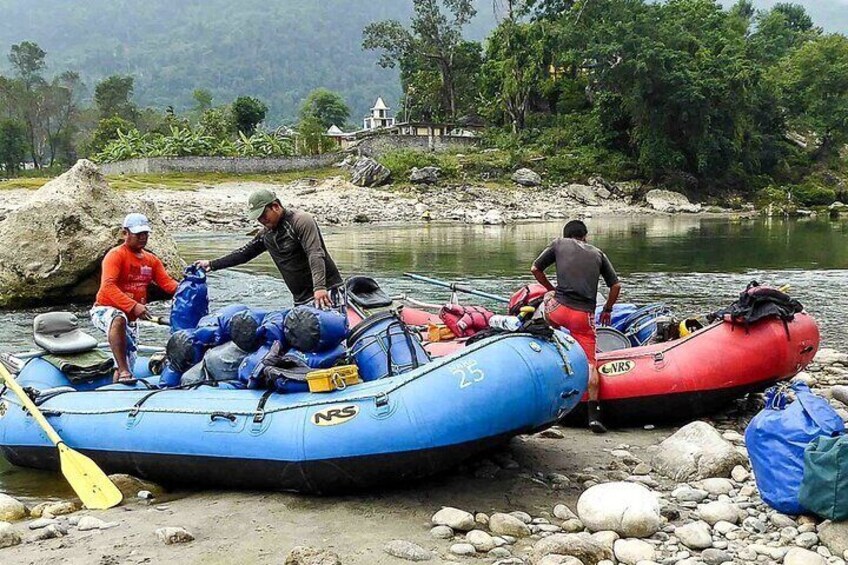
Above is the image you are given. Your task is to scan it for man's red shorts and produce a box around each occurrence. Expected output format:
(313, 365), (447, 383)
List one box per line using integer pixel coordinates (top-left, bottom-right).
(544, 292), (597, 366)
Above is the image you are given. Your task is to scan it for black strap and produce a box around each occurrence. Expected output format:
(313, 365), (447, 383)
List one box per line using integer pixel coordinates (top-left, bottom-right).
(130, 389), (165, 415)
(253, 389), (274, 423)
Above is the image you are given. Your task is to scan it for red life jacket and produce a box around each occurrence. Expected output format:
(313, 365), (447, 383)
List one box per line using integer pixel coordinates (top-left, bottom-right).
(439, 305), (494, 338)
(508, 283), (549, 316)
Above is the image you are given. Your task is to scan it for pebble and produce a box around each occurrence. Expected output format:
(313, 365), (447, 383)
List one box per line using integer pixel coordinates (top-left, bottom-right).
(466, 529), (497, 552)
(488, 547), (512, 559)
(0, 521), (22, 548)
(673, 487), (709, 503)
(155, 526), (194, 545)
(699, 478), (734, 496)
(796, 532), (820, 548)
(31, 524), (67, 541)
(0, 494), (26, 522)
(430, 525), (453, 539)
(633, 463), (653, 475)
(490, 513), (532, 538)
(675, 521), (713, 550)
(698, 502), (740, 525)
(383, 539), (433, 561)
(77, 516), (107, 531)
(713, 520), (739, 535)
(742, 516), (767, 534)
(475, 512), (490, 527)
(432, 507), (475, 531)
(510, 511), (532, 524)
(538, 428), (565, 439)
(785, 547), (827, 565)
(613, 538), (656, 564)
(731, 465), (750, 482)
(28, 518), (58, 530)
(561, 518), (584, 533)
(701, 548), (733, 565)
(553, 504), (577, 521)
(449, 542), (476, 556)
(771, 513), (799, 528)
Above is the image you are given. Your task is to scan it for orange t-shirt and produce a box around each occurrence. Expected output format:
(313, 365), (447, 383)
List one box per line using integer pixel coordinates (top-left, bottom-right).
(95, 244), (179, 319)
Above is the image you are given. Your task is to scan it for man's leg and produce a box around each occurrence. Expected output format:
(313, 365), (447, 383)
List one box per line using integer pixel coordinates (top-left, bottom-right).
(108, 315), (133, 380)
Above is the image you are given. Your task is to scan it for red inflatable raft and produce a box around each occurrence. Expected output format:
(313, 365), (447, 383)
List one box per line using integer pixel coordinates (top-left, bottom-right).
(562, 312), (820, 426)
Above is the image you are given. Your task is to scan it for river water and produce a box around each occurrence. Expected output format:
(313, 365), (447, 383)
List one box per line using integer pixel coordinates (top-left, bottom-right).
(1, 215), (847, 495)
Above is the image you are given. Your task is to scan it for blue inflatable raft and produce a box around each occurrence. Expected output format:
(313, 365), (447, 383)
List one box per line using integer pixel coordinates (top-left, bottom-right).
(0, 331), (587, 493)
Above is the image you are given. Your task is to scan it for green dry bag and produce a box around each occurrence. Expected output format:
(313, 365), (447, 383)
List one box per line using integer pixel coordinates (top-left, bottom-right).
(799, 434), (848, 521)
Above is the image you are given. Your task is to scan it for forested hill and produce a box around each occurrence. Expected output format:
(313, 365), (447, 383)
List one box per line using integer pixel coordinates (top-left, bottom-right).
(0, 0), (497, 123)
(0, 0), (844, 124)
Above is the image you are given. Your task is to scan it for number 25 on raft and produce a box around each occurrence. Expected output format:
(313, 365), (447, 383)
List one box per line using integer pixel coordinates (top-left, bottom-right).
(455, 360), (485, 389)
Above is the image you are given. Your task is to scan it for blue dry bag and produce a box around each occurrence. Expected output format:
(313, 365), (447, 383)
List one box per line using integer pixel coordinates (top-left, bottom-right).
(170, 266), (209, 332)
(745, 382), (845, 514)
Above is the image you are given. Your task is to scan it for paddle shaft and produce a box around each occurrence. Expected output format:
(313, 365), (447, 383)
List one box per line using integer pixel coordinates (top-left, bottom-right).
(403, 273), (510, 304)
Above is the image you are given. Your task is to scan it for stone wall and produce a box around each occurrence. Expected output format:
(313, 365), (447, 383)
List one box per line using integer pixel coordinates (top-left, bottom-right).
(98, 134), (479, 175)
(348, 134), (478, 158)
(98, 153), (340, 176)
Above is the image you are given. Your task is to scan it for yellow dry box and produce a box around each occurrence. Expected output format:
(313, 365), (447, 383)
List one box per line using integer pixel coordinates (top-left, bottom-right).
(306, 365), (362, 393)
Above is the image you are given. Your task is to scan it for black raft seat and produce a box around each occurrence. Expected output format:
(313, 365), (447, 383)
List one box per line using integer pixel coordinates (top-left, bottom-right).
(345, 276), (393, 309)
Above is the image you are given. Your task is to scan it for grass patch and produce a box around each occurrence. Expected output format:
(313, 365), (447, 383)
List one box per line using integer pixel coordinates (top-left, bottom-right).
(2, 166), (344, 191)
(0, 177), (50, 190)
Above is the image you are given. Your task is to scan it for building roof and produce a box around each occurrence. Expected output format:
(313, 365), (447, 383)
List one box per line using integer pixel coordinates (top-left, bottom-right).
(326, 124), (344, 135)
(371, 97), (389, 110)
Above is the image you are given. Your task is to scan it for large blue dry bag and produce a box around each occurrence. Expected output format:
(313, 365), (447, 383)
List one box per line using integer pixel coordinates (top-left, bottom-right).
(348, 312), (429, 381)
(170, 266), (209, 332)
(285, 343), (347, 369)
(745, 382), (845, 514)
(284, 306), (348, 352)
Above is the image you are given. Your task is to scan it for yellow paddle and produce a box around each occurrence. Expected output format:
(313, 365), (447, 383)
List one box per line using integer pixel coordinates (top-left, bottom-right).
(0, 364), (123, 510)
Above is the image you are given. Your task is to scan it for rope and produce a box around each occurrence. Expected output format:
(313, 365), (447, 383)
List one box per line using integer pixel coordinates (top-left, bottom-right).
(3, 332), (541, 419)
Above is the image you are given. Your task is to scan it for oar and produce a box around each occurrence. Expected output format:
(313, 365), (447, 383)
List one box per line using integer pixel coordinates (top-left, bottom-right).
(403, 273), (510, 304)
(0, 364), (123, 510)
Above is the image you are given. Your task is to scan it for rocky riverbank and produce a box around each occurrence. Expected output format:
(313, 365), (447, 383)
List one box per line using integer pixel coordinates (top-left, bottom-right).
(0, 169), (741, 235)
(1, 348), (846, 564)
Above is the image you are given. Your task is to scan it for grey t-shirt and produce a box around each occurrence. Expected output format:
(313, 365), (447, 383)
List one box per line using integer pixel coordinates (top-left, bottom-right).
(533, 238), (619, 312)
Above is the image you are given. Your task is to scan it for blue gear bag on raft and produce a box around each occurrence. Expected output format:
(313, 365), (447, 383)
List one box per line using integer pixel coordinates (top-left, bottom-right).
(745, 382), (845, 514)
(170, 265), (210, 333)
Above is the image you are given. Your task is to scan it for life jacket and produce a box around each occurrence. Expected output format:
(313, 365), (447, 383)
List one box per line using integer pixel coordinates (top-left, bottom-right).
(508, 284), (548, 316)
(439, 304), (494, 338)
(713, 281), (803, 336)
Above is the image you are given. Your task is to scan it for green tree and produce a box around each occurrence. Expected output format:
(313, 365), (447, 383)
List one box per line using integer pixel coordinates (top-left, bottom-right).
(480, 19), (545, 131)
(777, 34), (848, 161)
(7, 41), (47, 166)
(232, 96), (268, 136)
(192, 88), (214, 112)
(299, 88), (351, 129)
(94, 75), (138, 122)
(86, 116), (135, 156)
(199, 106), (236, 140)
(750, 3), (818, 64)
(363, 0), (479, 120)
(296, 115), (335, 155)
(0, 118), (28, 174)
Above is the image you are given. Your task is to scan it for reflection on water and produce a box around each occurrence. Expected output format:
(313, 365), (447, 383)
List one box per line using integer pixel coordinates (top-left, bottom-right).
(1, 215), (847, 495)
(1, 216), (847, 353)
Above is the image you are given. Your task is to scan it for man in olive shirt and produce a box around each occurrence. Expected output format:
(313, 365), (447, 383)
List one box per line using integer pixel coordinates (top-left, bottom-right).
(532, 220), (622, 433)
(195, 189), (343, 307)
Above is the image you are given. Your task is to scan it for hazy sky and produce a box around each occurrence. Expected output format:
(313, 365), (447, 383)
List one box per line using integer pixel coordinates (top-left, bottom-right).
(720, 0), (848, 32)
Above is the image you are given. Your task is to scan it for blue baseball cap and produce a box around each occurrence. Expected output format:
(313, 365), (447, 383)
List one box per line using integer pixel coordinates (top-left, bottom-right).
(122, 213), (152, 234)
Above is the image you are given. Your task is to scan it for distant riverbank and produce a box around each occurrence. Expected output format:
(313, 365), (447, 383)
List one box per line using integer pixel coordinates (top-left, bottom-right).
(0, 172), (745, 234)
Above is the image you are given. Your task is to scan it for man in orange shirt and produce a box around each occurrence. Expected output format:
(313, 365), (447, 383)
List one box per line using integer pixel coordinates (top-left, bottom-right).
(91, 213), (179, 381)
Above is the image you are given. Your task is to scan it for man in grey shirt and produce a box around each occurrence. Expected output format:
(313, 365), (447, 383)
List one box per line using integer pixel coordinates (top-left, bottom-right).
(195, 189), (343, 307)
(532, 220), (622, 433)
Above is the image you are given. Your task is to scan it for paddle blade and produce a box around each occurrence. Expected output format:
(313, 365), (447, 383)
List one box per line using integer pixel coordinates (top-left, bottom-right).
(58, 443), (123, 510)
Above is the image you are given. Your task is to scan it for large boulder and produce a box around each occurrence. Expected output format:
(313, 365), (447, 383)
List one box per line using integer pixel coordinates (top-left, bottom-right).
(651, 421), (746, 481)
(0, 494), (26, 522)
(410, 166), (441, 185)
(0, 160), (183, 308)
(576, 482), (661, 538)
(564, 184), (602, 206)
(645, 189), (702, 213)
(512, 168), (542, 187)
(819, 521), (848, 557)
(350, 157), (391, 187)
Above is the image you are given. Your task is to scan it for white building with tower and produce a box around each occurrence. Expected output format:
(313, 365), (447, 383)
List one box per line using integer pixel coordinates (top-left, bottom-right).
(363, 97), (395, 130)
